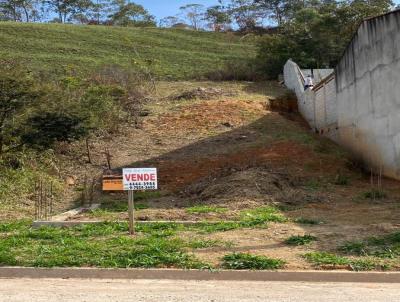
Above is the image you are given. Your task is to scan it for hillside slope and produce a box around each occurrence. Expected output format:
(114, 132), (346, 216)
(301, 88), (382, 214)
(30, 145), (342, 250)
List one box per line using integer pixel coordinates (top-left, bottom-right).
(0, 23), (256, 79)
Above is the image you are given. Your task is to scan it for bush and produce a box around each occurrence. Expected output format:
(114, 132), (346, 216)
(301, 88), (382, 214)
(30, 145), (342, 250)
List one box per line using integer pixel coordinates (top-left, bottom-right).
(0, 60), (40, 154)
(203, 60), (262, 81)
(21, 112), (89, 149)
(256, 35), (294, 79)
(285, 235), (317, 246)
(221, 252), (285, 270)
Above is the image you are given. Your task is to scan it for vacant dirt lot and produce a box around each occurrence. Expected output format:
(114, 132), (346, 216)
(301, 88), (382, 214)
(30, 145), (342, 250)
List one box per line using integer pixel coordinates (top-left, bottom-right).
(59, 81), (400, 270)
(3, 81), (399, 271)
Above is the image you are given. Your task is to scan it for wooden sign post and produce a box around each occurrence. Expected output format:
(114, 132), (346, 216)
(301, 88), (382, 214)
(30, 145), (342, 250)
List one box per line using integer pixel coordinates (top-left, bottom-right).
(127, 190), (135, 235)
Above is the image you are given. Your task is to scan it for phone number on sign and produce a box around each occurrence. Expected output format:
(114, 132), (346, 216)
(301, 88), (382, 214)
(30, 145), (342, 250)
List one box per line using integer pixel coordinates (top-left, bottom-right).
(127, 182), (157, 190)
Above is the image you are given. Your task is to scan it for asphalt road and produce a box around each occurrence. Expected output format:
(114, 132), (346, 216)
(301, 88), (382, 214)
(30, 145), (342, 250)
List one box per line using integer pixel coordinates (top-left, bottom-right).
(0, 278), (399, 302)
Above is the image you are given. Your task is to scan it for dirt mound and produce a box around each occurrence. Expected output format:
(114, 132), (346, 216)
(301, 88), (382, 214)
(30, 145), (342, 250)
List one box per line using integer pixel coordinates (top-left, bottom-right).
(182, 166), (307, 204)
(169, 87), (237, 101)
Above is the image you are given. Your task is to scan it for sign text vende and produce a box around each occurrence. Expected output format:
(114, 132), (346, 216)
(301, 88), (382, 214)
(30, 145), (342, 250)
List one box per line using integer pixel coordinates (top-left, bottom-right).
(122, 168), (157, 191)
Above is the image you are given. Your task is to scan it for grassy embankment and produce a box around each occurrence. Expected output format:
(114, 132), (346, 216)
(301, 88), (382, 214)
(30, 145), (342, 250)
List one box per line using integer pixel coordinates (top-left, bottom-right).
(0, 22), (257, 80)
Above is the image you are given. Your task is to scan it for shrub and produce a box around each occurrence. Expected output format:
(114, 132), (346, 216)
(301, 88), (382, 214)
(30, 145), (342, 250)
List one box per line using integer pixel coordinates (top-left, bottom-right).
(203, 60), (262, 81)
(285, 235), (317, 246)
(221, 252), (285, 270)
(303, 252), (349, 266)
(21, 112), (89, 149)
(363, 189), (387, 200)
(0, 60), (40, 154)
(294, 217), (322, 225)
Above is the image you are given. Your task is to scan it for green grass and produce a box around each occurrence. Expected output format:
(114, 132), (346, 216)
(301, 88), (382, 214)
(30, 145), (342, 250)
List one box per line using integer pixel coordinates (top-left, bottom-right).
(186, 205), (228, 214)
(303, 252), (349, 266)
(186, 239), (233, 249)
(221, 253), (285, 270)
(294, 217), (323, 225)
(303, 252), (389, 271)
(362, 189), (387, 200)
(285, 235), (317, 246)
(339, 232), (400, 258)
(0, 222), (211, 268)
(240, 206), (287, 224)
(334, 174), (350, 185)
(0, 22), (256, 80)
(0, 218), (284, 268)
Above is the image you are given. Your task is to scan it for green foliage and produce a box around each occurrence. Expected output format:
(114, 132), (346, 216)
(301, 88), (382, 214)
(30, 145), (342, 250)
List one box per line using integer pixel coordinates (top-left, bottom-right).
(203, 60), (262, 81)
(108, 0), (156, 27)
(256, 0), (393, 78)
(187, 239), (229, 249)
(191, 221), (243, 234)
(0, 151), (63, 209)
(340, 232), (400, 259)
(303, 252), (349, 266)
(303, 251), (389, 271)
(21, 112), (89, 149)
(221, 252), (285, 270)
(240, 206), (287, 223)
(0, 222), (210, 269)
(294, 217), (323, 225)
(0, 61), (39, 153)
(285, 235), (317, 246)
(0, 23), (256, 80)
(257, 34), (294, 79)
(334, 174), (350, 185)
(186, 205), (228, 214)
(363, 189), (387, 200)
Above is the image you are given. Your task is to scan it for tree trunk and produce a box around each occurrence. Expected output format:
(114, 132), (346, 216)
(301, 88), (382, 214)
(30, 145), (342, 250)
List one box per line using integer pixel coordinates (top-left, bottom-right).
(22, 6), (29, 22)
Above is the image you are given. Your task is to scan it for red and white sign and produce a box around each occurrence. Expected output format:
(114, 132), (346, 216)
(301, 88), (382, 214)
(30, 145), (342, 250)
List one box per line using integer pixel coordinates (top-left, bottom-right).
(122, 168), (157, 191)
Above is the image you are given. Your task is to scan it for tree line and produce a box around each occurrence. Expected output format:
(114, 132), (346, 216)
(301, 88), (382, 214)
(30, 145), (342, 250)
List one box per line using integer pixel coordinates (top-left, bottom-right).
(1, 0), (394, 31)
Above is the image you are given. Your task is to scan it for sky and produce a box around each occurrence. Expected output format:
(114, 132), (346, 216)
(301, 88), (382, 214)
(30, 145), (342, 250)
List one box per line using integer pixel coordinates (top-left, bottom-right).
(134, 0), (221, 21)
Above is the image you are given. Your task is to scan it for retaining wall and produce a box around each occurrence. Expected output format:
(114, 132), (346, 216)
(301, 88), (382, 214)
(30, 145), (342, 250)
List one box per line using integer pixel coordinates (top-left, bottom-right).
(283, 60), (335, 134)
(284, 9), (400, 179)
(335, 10), (400, 179)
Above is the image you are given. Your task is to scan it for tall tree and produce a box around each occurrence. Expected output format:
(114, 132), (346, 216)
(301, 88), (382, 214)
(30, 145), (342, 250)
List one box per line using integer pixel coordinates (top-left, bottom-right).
(204, 5), (231, 31)
(159, 15), (180, 27)
(108, 0), (155, 26)
(179, 3), (205, 30)
(227, 0), (263, 30)
(45, 0), (93, 23)
(0, 0), (41, 22)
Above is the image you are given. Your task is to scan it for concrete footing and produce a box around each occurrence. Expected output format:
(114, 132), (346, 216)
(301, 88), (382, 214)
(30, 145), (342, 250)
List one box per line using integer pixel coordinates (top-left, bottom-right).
(0, 267), (399, 283)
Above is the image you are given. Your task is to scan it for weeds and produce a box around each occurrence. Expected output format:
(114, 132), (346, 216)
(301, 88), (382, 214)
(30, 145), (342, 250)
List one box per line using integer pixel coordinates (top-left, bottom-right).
(362, 189), (387, 200)
(186, 205), (228, 214)
(339, 232), (400, 258)
(285, 235), (317, 246)
(187, 239), (232, 249)
(304, 179), (322, 191)
(294, 217), (323, 225)
(334, 174), (350, 185)
(0, 222), (210, 269)
(221, 253), (285, 270)
(303, 252), (389, 271)
(303, 252), (349, 266)
(240, 206), (286, 224)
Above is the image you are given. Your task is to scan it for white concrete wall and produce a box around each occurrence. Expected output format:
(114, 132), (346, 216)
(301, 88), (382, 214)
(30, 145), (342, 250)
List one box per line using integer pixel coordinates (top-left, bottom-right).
(335, 10), (400, 178)
(313, 75), (339, 141)
(283, 60), (335, 131)
(284, 60), (316, 128)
